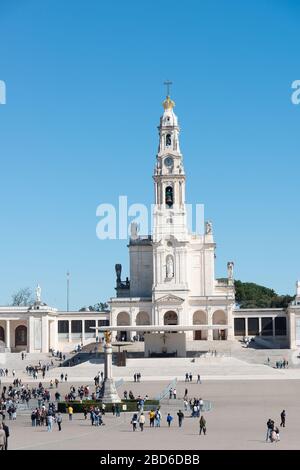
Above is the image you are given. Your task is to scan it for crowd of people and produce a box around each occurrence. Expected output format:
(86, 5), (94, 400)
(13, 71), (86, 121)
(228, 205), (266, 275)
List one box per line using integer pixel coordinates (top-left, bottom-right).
(129, 407), (207, 435)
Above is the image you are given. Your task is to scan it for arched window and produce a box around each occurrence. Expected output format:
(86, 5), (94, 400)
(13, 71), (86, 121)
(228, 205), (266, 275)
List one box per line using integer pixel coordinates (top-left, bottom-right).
(165, 186), (173, 208)
(166, 134), (171, 147)
(15, 325), (27, 346)
(0, 326), (4, 343)
(164, 311), (178, 325)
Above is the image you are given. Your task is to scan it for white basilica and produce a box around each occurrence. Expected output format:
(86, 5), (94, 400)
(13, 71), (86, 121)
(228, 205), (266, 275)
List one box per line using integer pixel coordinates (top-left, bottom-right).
(109, 94), (300, 355)
(1, 93), (300, 355)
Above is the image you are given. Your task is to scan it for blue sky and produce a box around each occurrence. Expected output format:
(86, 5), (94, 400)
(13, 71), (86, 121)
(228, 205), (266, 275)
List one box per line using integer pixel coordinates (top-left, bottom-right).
(0, 0), (299, 309)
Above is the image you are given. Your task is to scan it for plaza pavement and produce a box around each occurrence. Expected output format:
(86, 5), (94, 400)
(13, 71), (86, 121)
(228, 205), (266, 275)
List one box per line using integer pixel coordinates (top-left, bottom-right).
(5, 380), (300, 450)
(2, 351), (300, 449)
(1, 352), (299, 383)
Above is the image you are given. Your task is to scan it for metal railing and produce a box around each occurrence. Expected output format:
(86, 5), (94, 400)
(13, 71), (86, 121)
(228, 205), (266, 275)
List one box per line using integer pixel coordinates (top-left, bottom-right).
(155, 378), (177, 401)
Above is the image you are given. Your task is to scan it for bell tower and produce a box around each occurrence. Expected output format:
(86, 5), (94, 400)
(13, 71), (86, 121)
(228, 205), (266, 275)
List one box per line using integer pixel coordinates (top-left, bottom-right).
(153, 92), (188, 242)
(152, 90), (189, 300)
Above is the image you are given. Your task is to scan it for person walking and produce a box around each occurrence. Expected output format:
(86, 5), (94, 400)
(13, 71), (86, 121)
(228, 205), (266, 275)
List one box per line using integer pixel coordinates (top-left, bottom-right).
(154, 408), (161, 427)
(139, 413), (145, 431)
(266, 419), (274, 442)
(280, 410), (286, 427)
(173, 388), (177, 399)
(149, 409), (155, 427)
(167, 413), (173, 427)
(197, 374), (201, 384)
(169, 388), (173, 399)
(131, 413), (138, 431)
(68, 405), (73, 421)
(177, 410), (184, 427)
(47, 414), (54, 432)
(0, 424), (7, 450)
(2, 420), (9, 450)
(199, 415), (206, 435)
(31, 410), (37, 427)
(56, 413), (62, 431)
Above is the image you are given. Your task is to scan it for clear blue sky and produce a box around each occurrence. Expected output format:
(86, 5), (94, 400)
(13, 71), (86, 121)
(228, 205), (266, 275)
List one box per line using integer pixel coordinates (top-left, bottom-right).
(0, 0), (299, 309)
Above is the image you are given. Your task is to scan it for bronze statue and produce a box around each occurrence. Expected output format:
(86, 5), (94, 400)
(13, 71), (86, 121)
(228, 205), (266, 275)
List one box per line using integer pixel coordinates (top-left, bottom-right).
(104, 330), (112, 344)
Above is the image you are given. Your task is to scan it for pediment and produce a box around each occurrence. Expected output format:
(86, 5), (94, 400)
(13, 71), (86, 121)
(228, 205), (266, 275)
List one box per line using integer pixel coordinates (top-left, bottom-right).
(156, 294), (185, 305)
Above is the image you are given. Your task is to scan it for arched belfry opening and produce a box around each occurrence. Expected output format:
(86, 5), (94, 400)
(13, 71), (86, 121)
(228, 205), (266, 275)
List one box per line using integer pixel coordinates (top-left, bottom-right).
(165, 186), (173, 208)
(166, 133), (171, 147)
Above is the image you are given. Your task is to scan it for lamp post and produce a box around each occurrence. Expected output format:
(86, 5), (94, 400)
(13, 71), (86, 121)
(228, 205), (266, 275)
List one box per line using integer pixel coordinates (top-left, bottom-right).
(66, 271), (70, 312)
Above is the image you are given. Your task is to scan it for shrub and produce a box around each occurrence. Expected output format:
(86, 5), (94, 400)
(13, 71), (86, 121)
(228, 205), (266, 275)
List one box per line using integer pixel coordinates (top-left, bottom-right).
(58, 399), (159, 413)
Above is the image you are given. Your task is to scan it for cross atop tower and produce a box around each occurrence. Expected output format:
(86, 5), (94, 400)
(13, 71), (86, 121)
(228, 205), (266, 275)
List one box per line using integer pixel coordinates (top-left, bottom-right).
(164, 80), (173, 96)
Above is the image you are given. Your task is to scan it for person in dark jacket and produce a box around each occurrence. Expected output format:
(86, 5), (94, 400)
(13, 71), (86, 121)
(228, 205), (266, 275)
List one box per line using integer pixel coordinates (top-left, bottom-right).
(199, 415), (206, 435)
(280, 410), (286, 427)
(1, 419), (9, 450)
(177, 410), (184, 427)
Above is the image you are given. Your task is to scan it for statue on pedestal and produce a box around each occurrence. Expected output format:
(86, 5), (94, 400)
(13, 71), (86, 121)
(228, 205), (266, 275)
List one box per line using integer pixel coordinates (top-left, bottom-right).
(166, 255), (174, 279)
(35, 284), (41, 303)
(227, 261), (234, 280)
(205, 221), (213, 235)
(104, 330), (112, 344)
(130, 222), (138, 240)
(296, 281), (300, 297)
(115, 264), (122, 286)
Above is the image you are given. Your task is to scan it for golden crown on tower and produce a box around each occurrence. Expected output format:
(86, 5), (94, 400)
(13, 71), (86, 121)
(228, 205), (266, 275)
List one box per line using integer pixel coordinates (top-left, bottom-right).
(163, 95), (175, 110)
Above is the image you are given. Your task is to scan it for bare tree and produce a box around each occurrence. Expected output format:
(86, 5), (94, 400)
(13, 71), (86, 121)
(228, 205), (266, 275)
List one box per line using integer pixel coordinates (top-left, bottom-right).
(11, 287), (34, 306)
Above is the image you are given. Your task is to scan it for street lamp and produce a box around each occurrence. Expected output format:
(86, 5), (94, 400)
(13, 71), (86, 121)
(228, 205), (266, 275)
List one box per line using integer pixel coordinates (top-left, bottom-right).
(66, 271), (70, 312)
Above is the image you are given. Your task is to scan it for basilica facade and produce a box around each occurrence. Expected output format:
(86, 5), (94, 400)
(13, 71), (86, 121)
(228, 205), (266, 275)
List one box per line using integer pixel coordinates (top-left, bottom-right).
(109, 94), (300, 354)
(1, 94), (300, 355)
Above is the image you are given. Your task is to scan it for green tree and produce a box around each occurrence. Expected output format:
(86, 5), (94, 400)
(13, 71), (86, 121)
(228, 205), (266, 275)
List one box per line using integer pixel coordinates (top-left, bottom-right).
(233, 280), (294, 309)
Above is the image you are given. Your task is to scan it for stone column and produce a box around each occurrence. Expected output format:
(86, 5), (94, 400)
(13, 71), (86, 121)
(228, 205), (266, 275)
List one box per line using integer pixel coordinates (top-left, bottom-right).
(41, 316), (49, 353)
(68, 320), (72, 343)
(101, 338), (121, 404)
(81, 319), (85, 343)
(49, 320), (58, 350)
(289, 312), (296, 349)
(245, 318), (248, 337)
(28, 316), (35, 353)
(258, 317), (262, 336)
(5, 319), (10, 349)
(272, 317), (276, 337)
(207, 308), (213, 341)
(226, 308), (234, 340)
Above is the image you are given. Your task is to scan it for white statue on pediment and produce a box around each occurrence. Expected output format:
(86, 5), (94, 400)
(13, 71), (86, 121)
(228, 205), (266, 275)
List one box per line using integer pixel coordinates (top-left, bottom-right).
(227, 262), (234, 280)
(36, 284), (41, 303)
(205, 220), (212, 235)
(166, 255), (174, 279)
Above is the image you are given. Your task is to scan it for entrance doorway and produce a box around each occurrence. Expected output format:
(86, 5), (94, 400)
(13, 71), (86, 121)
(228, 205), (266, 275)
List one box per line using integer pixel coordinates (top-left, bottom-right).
(194, 330), (202, 340)
(213, 329), (227, 340)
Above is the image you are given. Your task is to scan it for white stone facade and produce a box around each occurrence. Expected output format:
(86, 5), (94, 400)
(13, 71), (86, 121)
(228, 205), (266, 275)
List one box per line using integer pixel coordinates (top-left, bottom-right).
(0, 305), (109, 353)
(109, 95), (299, 353)
(110, 95), (235, 346)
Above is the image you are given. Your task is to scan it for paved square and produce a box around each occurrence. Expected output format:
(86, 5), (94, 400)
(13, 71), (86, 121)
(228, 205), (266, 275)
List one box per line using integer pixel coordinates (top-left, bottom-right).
(5, 379), (300, 450)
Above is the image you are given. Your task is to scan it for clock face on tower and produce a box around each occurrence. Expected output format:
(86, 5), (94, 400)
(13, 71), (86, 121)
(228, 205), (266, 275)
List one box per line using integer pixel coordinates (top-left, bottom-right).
(164, 156), (173, 167)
